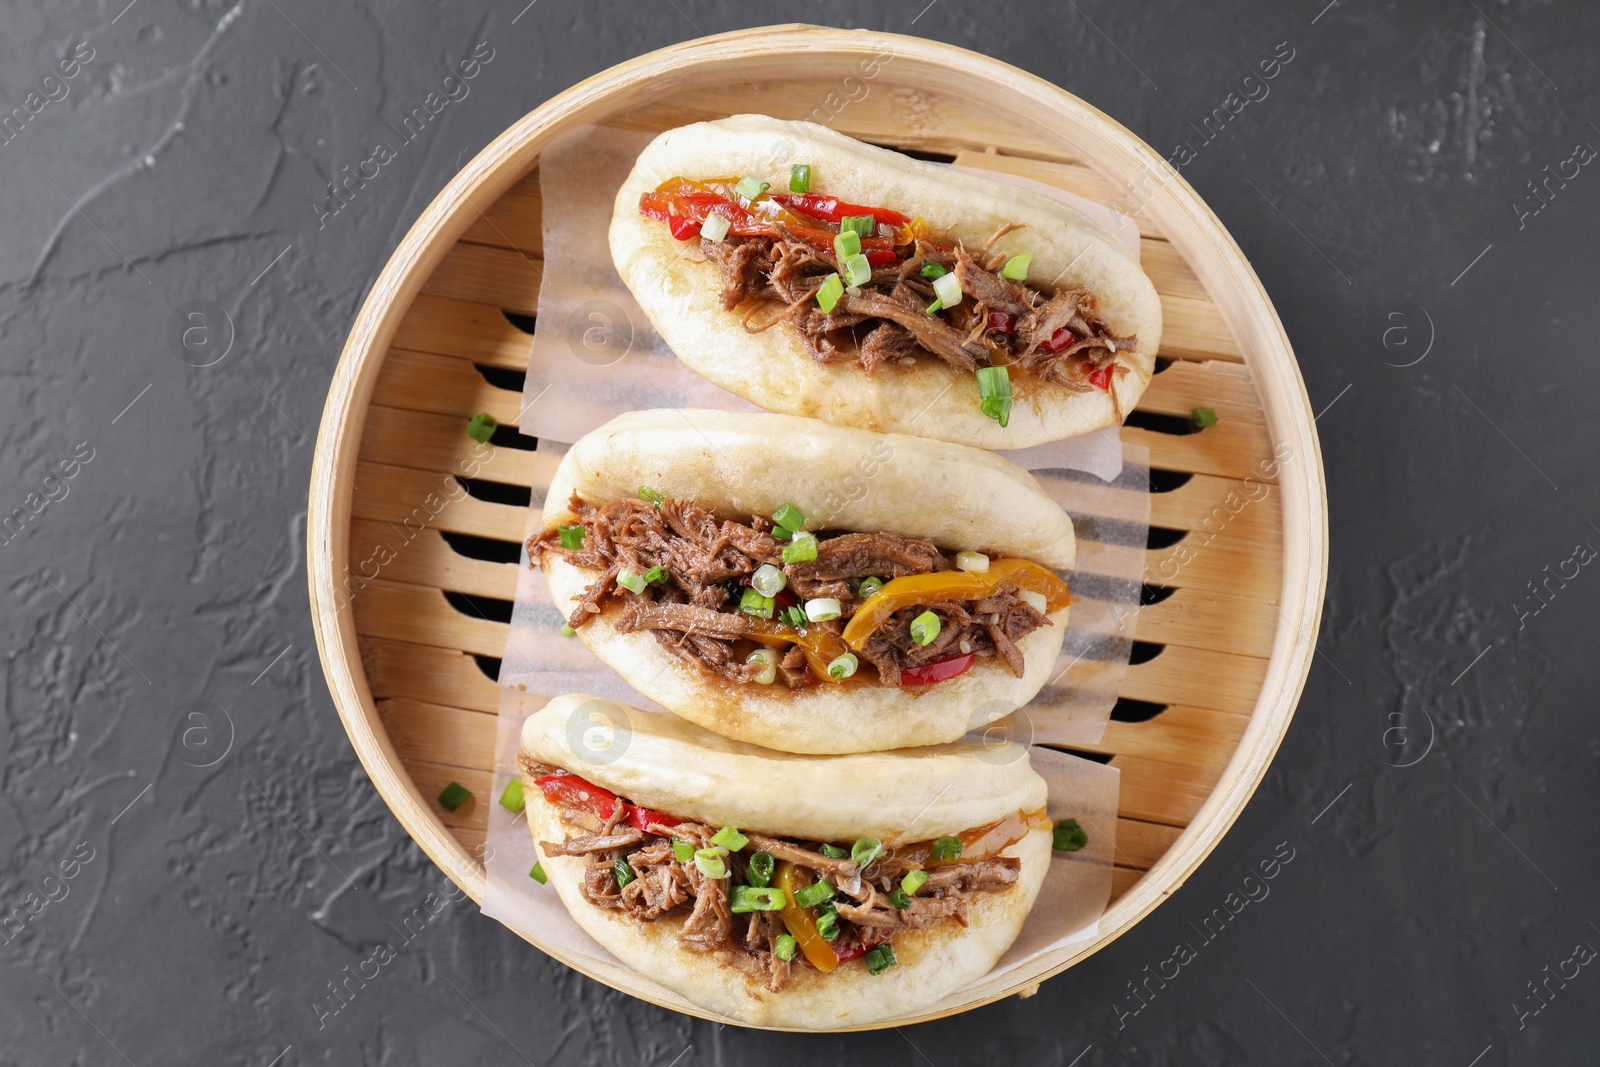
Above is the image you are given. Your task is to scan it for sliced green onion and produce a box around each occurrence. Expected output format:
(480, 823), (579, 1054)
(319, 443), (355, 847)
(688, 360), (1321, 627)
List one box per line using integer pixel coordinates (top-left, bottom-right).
(746, 647), (779, 685)
(793, 879), (835, 908)
(889, 888), (913, 909)
(789, 164), (811, 193)
(815, 272), (845, 313)
(774, 933), (798, 961)
(909, 610), (941, 647)
(701, 210), (731, 243)
(672, 839), (695, 863)
(711, 825), (749, 851)
(851, 838), (883, 866)
(925, 297), (943, 315)
(616, 568), (646, 595)
(977, 365), (1013, 428)
(931, 836), (963, 862)
(843, 253), (872, 287)
(638, 484), (664, 505)
(694, 848), (729, 879)
(614, 859), (636, 889)
(857, 576), (884, 598)
(1053, 818), (1088, 852)
(833, 229), (861, 261)
(643, 564), (670, 586)
(559, 623), (577, 637)
(734, 175), (770, 202)
(731, 885), (786, 913)
(932, 271), (962, 309)
(813, 909), (840, 941)
(864, 943), (898, 975)
(437, 782), (471, 811)
(771, 503), (806, 533)
(1192, 407), (1218, 428)
(782, 530), (818, 564)
(778, 605), (807, 628)
(557, 524), (586, 550)
(805, 597), (842, 623)
(955, 550), (990, 573)
(498, 778), (525, 814)
(465, 413), (498, 443)
(1000, 254), (1033, 281)
(1019, 590), (1048, 613)
(840, 214), (875, 238)
(528, 862), (547, 884)
(827, 652), (858, 680)
(739, 587), (775, 619)
(751, 563), (787, 597)
(819, 843), (848, 859)
(902, 869), (929, 895)
(748, 850), (775, 887)
(920, 261), (948, 279)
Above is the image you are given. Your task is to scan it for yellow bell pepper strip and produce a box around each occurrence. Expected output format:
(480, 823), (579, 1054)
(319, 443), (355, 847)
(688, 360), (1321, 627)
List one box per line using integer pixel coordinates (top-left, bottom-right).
(742, 618), (854, 683)
(773, 861), (841, 972)
(839, 560), (1072, 650)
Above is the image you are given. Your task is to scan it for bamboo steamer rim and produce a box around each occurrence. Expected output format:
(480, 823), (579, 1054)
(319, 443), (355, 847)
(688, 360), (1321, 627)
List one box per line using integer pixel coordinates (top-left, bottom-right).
(307, 24), (1328, 1029)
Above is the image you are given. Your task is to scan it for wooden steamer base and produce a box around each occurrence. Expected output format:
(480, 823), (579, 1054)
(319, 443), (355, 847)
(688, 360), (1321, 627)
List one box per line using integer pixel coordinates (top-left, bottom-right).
(308, 26), (1328, 1029)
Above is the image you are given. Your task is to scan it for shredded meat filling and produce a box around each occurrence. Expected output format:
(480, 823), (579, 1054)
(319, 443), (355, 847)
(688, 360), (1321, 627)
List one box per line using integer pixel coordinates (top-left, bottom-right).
(529, 495), (1053, 685)
(705, 226), (1135, 390)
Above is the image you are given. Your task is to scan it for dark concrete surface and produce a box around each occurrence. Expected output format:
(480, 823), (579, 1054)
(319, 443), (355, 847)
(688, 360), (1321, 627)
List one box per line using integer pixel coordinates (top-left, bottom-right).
(2, 1), (1597, 1063)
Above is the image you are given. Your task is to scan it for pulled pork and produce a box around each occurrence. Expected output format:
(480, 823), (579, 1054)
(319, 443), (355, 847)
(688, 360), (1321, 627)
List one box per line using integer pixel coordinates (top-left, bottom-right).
(528, 493), (1052, 687)
(527, 757), (1024, 992)
(708, 228), (1135, 391)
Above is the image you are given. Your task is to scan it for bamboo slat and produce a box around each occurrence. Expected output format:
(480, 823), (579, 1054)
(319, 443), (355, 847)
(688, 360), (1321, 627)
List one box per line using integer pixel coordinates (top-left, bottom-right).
(309, 25), (1325, 1031)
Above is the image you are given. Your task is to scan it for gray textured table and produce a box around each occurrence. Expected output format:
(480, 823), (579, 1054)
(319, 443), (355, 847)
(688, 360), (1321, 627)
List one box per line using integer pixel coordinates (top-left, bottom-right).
(3, 2), (1596, 1063)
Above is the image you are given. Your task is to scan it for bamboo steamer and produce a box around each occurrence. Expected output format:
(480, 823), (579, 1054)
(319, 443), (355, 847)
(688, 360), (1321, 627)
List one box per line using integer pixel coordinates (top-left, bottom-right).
(307, 25), (1327, 1029)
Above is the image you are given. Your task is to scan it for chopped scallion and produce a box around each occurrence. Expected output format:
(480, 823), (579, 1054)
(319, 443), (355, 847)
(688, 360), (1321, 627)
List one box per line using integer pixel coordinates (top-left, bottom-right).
(902, 869), (929, 895)
(805, 597), (842, 622)
(1053, 818), (1088, 852)
(909, 610), (941, 647)
(739, 588), (775, 619)
(857, 576), (884, 598)
(1000, 254), (1033, 281)
(782, 530), (819, 564)
(833, 229), (862, 261)
(778, 605), (807, 628)
(731, 885), (785, 913)
(789, 164), (811, 194)
(559, 623), (577, 637)
(889, 889), (913, 909)
(819, 843), (848, 858)
(774, 933), (798, 961)
(638, 484), (664, 505)
(528, 862), (547, 884)
(498, 778), (525, 814)
(851, 838), (883, 866)
(793, 880), (835, 909)
(734, 175), (770, 202)
(920, 261), (948, 279)
(815, 272), (845, 313)
(557, 524), (586, 550)
(932, 271), (962, 309)
(614, 859), (636, 889)
(437, 782), (471, 811)
(746, 647), (779, 685)
(1192, 407), (1218, 428)
(465, 413), (498, 443)
(976, 365), (1013, 428)
(843, 252), (872, 287)
(925, 297), (943, 315)
(711, 825), (749, 852)
(931, 836), (963, 862)
(643, 564), (670, 586)
(827, 652), (858, 681)
(771, 503), (806, 533)
(748, 850), (775, 887)
(840, 215), (875, 238)
(864, 943), (898, 975)
(701, 210), (731, 243)
(751, 563), (787, 597)
(672, 839), (695, 863)
(616, 568), (646, 594)
(955, 550), (990, 573)
(814, 909), (840, 941)
(694, 848), (729, 879)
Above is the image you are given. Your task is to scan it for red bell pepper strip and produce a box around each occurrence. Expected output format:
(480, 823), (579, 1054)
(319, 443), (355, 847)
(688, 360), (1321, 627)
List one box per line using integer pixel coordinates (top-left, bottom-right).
(640, 189), (900, 265)
(1087, 364), (1115, 392)
(1041, 327), (1075, 353)
(986, 311), (1016, 333)
(770, 193), (910, 227)
(534, 772), (679, 830)
(900, 652), (977, 687)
